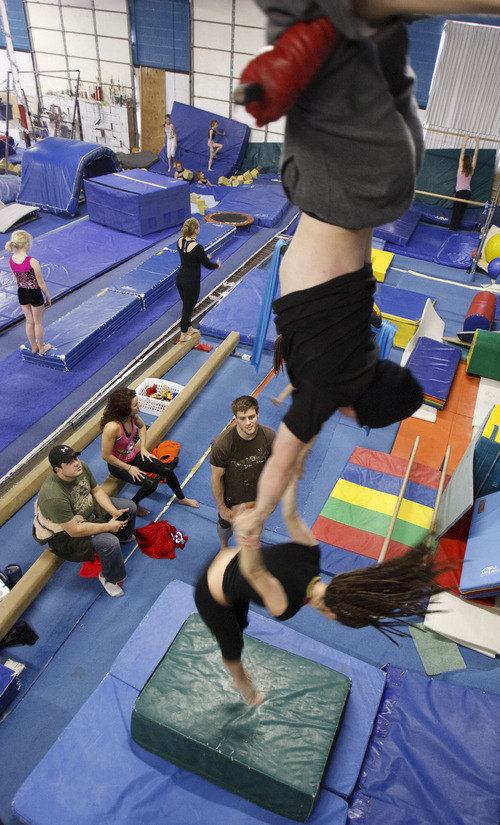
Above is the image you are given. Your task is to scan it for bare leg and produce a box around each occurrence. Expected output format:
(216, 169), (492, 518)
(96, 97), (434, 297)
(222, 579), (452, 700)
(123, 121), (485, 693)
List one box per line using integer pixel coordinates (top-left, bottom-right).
(21, 305), (38, 353)
(32, 304), (52, 354)
(222, 656), (264, 706)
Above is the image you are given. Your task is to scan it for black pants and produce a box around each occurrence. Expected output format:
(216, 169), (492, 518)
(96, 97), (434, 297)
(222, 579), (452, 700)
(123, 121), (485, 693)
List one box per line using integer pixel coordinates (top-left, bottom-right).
(176, 272), (200, 333)
(108, 453), (184, 504)
(449, 189), (470, 232)
(194, 567), (249, 661)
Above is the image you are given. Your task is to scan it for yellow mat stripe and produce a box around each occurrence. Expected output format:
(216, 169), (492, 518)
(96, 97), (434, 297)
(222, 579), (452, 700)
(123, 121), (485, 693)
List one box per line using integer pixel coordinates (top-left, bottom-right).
(331, 478), (433, 528)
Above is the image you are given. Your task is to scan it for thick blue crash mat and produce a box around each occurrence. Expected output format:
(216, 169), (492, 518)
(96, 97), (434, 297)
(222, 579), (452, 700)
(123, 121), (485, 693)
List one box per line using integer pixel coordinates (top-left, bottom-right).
(17, 137), (120, 216)
(84, 169), (190, 236)
(12, 579), (388, 825)
(348, 665), (500, 825)
(20, 290), (142, 370)
(150, 101), (249, 180)
(200, 266), (277, 348)
(166, 220), (235, 256)
(131, 614), (351, 822)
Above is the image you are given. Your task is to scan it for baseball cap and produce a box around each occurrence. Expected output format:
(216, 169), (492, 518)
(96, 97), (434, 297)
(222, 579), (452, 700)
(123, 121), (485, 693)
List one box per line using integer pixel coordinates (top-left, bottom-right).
(48, 444), (80, 468)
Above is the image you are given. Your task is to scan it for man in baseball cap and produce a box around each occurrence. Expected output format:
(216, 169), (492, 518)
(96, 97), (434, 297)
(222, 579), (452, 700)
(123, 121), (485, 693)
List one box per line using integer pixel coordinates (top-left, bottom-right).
(33, 445), (137, 597)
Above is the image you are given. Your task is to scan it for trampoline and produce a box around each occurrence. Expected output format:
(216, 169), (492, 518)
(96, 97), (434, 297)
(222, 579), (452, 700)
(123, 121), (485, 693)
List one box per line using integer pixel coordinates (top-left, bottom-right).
(205, 211), (254, 228)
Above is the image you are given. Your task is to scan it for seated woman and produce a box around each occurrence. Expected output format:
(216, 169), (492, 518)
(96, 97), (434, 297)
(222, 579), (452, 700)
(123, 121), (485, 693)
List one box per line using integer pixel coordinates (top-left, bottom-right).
(195, 468), (442, 706)
(101, 387), (199, 517)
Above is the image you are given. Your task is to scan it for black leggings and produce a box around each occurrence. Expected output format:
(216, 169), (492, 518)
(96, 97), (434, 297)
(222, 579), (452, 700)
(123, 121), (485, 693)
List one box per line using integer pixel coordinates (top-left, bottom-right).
(449, 189), (470, 232)
(194, 567), (249, 661)
(108, 453), (184, 504)
(176, 272), (200, 333)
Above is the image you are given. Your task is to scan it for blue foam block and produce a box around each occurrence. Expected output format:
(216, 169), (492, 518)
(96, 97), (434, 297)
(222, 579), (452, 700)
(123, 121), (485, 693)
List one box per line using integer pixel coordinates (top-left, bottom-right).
(373, 208), (420, 246)
(85, 169), (191, 236)
(349, 665), (500, 825)
(434, 231), (479, 269)
(375, 283), (435, 322)
(460, 491), (500, 597)
(385, 222), (449, 261)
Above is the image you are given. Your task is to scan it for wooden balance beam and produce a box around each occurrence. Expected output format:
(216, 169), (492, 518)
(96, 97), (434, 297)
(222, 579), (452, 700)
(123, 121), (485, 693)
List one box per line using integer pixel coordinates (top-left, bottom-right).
(0, 332), (240, 641)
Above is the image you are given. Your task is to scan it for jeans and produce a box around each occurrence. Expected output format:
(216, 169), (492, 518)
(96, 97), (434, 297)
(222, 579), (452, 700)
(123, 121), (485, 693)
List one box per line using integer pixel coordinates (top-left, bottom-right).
(91, 498), (136, 584)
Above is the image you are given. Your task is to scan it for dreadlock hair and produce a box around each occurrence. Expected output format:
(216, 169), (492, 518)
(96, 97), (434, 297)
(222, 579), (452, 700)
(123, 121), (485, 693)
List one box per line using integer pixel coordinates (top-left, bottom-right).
(100, 387), (137, 429)
(273, 335), (284, 375)
(324, 543), (447, 642)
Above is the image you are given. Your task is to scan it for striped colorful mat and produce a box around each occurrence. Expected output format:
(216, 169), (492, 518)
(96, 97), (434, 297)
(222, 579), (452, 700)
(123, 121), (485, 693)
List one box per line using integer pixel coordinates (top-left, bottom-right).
(312, 447), (445, 561)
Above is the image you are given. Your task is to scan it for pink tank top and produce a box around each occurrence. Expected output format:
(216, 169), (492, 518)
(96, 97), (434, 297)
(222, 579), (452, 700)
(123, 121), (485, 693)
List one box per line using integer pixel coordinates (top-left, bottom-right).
(10, 256), (38, 289)
(456, 172), (471, 192)
(111, 420), (140, 463)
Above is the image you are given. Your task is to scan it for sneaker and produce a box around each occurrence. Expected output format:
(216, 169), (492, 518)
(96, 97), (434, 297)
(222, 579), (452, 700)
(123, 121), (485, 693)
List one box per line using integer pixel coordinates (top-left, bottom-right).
(98, 572), (124, 597)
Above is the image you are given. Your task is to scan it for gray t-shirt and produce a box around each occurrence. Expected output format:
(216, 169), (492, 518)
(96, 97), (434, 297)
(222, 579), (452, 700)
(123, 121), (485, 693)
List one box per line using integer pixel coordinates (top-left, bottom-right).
(210, 424), (275, 507)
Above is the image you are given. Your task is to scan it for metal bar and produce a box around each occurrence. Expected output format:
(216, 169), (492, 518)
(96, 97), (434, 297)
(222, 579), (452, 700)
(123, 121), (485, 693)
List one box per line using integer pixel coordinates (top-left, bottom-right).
(414, 189), (486, 207)
(426, 445), (452, 549)
(377, 436), (420, 565)
(424, 125), (500, 144)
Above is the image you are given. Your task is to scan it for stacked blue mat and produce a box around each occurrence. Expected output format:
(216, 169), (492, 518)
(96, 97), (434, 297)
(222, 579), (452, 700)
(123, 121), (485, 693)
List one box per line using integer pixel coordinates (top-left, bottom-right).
(19, 223), (236, 370)
(20, 290), (142, 371)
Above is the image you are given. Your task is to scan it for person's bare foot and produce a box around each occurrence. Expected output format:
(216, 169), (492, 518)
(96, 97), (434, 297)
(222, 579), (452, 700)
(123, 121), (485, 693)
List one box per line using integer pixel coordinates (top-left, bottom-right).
(235, 670), (264, 706)
(179, 332), (191, 342)
(137, 504), (150, 517)
(40, 343), (52, 355)
(178, 497), (199, 508)
(31, 344), (39, 354)
(187, 326), (197, 335)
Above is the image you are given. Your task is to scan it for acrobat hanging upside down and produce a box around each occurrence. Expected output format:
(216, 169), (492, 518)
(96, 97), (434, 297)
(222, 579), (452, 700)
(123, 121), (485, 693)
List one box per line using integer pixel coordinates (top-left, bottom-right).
(233, 0), (500, 551)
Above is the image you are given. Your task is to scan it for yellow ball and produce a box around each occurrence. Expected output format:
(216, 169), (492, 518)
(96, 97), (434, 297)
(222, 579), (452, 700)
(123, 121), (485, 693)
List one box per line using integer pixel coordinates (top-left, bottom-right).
(485, 234), (500, 263)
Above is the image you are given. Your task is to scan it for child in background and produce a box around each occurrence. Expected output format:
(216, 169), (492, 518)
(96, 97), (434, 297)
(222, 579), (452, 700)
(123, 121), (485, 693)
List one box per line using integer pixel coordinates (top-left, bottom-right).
(208, 119), (225, 171)
(449, 135), (479, 231)
(195, 170), (217, 186)
(164, 114), (177, 172)
(6, 230), (52, 355)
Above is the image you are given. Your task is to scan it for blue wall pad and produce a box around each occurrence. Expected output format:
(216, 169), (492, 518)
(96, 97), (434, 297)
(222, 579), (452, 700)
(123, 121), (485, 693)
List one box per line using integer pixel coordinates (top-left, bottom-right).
(405, 336), (461, 409)
(0, 217), (184, 331)
(373, 208), (420, 246)
(150, 101), (249, 180)
(84, 170), (190, 236)
(204, 183), (290, 228)
(17, 137), (120, 216)
(20, 290), (142, 370)
(460, 491), (500, 598)
(131, 613), (351, 822)
(14, 580), (381, 824)
(348, 665), (500, 825)
(200, 266), (277, 347)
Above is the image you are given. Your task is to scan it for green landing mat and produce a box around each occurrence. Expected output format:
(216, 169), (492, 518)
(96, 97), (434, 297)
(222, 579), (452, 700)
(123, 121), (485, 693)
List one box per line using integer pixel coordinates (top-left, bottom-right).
(131, 613), (351, 822)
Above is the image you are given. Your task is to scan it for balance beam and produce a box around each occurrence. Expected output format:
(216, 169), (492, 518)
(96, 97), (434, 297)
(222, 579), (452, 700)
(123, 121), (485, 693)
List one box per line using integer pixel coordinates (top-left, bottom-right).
(0, 332), (240, 641)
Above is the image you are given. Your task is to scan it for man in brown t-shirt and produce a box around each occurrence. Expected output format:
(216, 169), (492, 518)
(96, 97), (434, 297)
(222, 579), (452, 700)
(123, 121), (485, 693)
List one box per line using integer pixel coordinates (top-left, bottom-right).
(210, 396), (275, 549)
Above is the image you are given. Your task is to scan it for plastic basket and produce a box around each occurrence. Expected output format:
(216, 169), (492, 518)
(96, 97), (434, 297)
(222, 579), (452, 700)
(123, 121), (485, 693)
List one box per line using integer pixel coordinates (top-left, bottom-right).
(136, 378), (184, 417)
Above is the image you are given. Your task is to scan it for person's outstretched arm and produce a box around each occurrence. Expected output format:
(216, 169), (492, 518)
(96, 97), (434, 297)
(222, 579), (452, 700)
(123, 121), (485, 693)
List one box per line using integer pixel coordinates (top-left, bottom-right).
(237, 540), (288, 617)
(458, 135), (467, 173)
(472, 136), (480, 172)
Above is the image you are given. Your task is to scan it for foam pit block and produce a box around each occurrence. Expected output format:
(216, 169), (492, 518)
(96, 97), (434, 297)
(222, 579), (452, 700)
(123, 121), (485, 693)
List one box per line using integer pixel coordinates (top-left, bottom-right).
(84, 169), (190, 236)
(131, 613), (351, 822)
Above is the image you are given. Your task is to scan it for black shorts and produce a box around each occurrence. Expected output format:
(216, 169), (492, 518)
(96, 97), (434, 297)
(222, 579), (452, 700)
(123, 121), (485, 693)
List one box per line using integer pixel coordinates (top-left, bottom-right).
(18, 286), (44, 307)
(194, 566), (249, 661)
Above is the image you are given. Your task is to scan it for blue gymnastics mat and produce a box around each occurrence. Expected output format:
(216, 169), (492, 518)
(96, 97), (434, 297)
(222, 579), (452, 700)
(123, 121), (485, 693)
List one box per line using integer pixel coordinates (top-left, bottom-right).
(200, 265), (277, 348)
(349, 664), (500, 825)
(150, 101), (249, 180)
(20, 290), (142, 370)
(12, 579), (385, 824)
(17, 137), (120, 216)
(0, 217), (187, 331)
(385, 223), (479, 271)
(205, 182), (291, 228)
